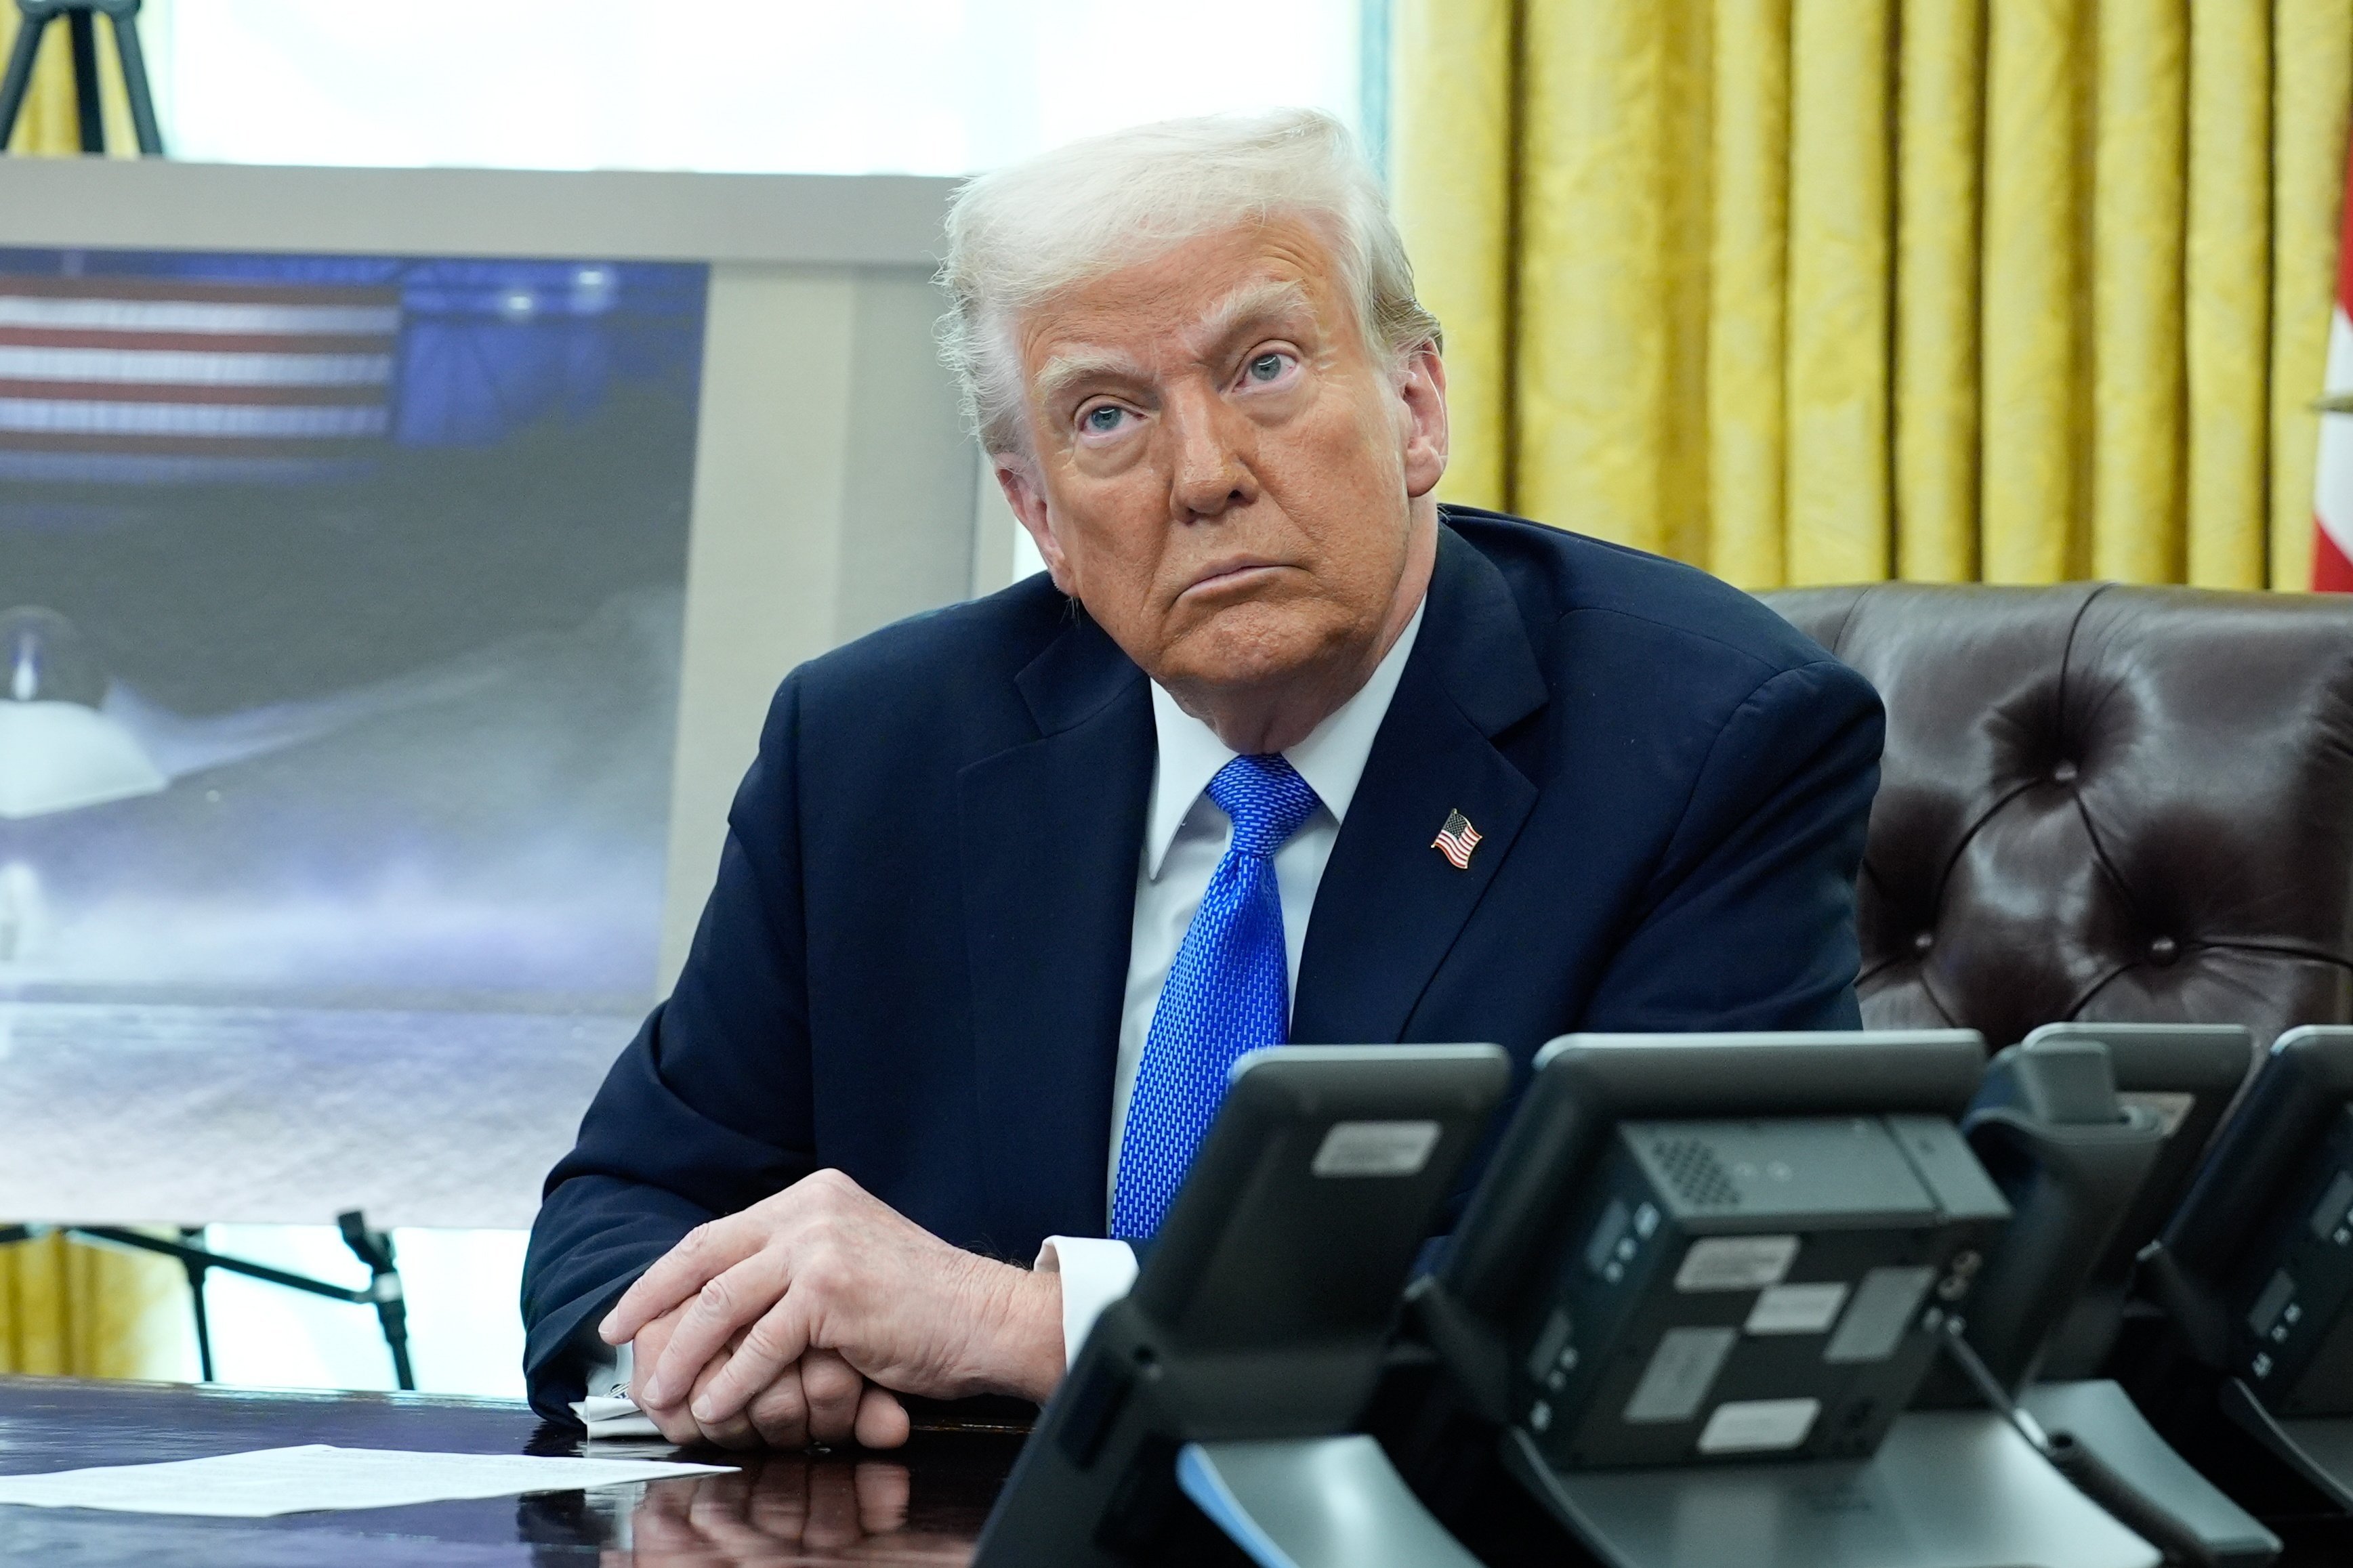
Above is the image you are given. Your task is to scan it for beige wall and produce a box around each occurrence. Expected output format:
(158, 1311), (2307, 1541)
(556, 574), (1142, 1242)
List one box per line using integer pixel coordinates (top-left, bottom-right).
(661, 264), (976, 988)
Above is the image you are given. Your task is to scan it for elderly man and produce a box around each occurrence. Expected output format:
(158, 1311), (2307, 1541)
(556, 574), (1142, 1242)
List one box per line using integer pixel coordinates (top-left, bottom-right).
(522, 108), (1881, 1448)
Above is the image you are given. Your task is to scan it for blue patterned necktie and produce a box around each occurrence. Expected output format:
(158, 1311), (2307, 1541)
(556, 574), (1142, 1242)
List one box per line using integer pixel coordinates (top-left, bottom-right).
(1112, 753), (1323, 1240)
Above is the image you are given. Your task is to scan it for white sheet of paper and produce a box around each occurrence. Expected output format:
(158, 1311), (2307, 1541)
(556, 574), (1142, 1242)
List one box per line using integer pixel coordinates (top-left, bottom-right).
(0, 1443), (734, 1518)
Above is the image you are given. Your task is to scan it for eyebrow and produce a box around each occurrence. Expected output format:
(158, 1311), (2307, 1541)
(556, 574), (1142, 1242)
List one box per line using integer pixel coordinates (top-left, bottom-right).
(1031, 347), (1151, 413)
(1029, 278), (1320, 412)
(1184, 278), (1316, 358)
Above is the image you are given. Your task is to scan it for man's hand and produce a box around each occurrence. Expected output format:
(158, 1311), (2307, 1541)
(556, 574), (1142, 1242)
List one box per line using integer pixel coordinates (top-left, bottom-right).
(611, 1456), (959, 1565)
(627, 1296), (911, 1449)
(601, 1168), (1064, 1439)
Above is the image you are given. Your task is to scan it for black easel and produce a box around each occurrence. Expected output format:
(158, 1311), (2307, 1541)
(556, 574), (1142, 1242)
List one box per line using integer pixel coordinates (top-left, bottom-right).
(0, 0), (163, 156)
(0, 1212), (415, 1391)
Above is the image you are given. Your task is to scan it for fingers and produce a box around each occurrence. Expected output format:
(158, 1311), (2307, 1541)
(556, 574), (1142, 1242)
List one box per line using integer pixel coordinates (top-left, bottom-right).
(632, 1337), (709, 1447)
(623, 1171), (1030, 1434)
(628, 1308), (701, 1445)
(604, 1172), (871, 1349)
(603, 1217), (757, 1347)
(854, 1384), (911, 1449)
(640, 1390), (709, 1449)
(744, 1361), (813, 1450)
(745, 1454), (814, 1539)
(738, 1361), (907, 1452)
(633, 1316), (772, 1452)
(684, 1469), (779, 1555)
(854, 1460), (912, 1532)
(625, 1477), (706, 1554)
(801, 1462), (864, 1550)
(652, 1252), (794, 1409)
(689, 1288), (813, 1426)
(684, 1345), (766, 1450)
(797, 1350), (865, 1446)
(640, 1330), (757, 1449)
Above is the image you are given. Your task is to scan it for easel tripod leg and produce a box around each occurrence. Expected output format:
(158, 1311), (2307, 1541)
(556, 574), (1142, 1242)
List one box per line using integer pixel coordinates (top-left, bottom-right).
(179, 1226), (215, 1383)
(104, 4), (158, 153)
(64, 6), (100, 152)
(0, 12), (50, 154)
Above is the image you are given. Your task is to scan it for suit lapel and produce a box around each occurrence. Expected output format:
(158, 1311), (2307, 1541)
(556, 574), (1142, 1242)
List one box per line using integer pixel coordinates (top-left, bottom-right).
(959, 612), (1152, 1250)
(1291, 529), (1548, 1045)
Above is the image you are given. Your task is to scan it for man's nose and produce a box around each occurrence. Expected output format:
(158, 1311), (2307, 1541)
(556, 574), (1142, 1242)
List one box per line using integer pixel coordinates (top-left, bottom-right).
(1165, 385), (1257, 520)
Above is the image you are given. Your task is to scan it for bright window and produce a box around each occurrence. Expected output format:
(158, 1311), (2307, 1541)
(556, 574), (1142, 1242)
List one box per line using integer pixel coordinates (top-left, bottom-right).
(143, 0), (1371, 175)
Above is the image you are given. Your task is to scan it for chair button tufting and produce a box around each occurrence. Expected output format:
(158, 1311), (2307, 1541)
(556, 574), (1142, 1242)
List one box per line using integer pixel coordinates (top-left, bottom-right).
(2052, 759), (2079, 784)
(1913, 930), (1934, 956)
(2148, 935), (2180, 966)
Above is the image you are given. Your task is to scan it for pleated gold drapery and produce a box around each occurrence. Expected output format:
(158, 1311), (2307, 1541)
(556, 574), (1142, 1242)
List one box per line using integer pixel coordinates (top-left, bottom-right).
(1392, 0), (2353, 591)
(0, 2), (140, 156)
(0, 8), (190, 1382)
(0, 1233), (188, 1378)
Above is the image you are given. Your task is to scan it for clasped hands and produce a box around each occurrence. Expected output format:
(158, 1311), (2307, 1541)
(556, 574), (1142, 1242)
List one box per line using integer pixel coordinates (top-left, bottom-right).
(598, 1168), (1066, 1449)
(610, 1456), (959, 1564)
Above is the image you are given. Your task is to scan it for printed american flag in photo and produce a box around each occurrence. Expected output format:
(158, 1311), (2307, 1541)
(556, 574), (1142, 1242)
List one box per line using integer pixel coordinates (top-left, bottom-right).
(0, 273), (400, 485)
(1432, 808), (1482, 870)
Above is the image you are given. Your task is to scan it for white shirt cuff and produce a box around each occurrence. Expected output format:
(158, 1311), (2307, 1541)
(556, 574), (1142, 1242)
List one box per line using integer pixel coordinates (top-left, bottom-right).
(585, 1340), (633, 1399)
(569, 1342), (661, 1437)
(1035, 1235), (1139, 1365)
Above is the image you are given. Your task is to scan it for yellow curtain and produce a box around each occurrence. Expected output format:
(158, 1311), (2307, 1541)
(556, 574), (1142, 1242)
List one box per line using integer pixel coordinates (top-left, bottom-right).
(0, 1232), (190, 1378)
(0, 1), (139, 156)
(1394, 0), (2353, 591)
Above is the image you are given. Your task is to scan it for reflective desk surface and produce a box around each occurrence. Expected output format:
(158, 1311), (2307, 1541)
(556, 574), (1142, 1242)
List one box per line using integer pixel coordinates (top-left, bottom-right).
(0, 1374), (1022, 1566)
(7, 1374), (2352, 1567)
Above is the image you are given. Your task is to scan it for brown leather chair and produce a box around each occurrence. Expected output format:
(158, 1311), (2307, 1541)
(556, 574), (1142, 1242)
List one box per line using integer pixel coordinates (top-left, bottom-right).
(1759, 583), (2353, 1050)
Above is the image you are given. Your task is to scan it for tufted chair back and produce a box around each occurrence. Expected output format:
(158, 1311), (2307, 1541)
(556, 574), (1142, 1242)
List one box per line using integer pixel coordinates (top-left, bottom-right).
(1759, 583), (2353, 1051)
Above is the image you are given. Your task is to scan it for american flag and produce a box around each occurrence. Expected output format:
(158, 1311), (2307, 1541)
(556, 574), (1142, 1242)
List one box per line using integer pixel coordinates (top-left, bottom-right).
(0, 273), (400, 486)
(2319, 133), (2353, 589)
(1432, 808), (1482, 870)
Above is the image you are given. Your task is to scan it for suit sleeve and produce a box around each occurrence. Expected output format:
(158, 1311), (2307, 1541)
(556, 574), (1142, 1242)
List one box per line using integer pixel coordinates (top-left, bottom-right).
(1581, 657), (1883, 1032)
(520, 673), (820, 1420)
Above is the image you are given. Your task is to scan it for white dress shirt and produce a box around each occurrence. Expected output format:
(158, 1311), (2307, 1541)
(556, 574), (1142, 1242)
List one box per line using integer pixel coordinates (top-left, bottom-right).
(1036, 599), (1425, 1361)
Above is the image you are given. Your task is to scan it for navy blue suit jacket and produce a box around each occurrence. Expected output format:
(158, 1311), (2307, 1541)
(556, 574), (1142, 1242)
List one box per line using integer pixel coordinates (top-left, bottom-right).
(521, 509), (1883, 1418)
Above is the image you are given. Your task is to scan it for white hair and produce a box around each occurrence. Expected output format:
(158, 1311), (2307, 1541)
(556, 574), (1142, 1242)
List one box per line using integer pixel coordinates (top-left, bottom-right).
(938, 108), (1442, 458)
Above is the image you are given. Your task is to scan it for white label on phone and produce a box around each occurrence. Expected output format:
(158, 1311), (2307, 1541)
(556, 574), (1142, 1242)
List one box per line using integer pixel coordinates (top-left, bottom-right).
(1675, 1235), (1799, 1292)
(1699, 1397), (1821, 1454)
(1312, 1120), (1442, 1177)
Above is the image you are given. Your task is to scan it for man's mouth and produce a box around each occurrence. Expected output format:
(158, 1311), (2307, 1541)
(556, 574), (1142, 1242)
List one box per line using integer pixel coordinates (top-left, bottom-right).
(1180, 557), (1289, 599)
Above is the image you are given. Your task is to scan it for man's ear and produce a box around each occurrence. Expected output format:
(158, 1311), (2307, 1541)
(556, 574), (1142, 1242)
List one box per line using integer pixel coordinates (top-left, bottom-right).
(1398, 341), (1449, 501)
(996, 457), (1078, 595)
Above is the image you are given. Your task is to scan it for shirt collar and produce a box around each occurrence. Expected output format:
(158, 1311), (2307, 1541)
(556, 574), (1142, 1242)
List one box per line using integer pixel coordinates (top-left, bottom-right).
(1142, 597), (1427, 879)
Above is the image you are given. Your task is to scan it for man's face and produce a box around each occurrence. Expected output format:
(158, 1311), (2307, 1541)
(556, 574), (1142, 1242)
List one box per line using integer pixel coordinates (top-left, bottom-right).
(998, 219), (1446, 707)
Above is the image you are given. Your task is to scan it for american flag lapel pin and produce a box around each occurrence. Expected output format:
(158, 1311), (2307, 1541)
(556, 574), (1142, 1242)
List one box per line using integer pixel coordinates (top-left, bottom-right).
(1432, 809), (1483, 870)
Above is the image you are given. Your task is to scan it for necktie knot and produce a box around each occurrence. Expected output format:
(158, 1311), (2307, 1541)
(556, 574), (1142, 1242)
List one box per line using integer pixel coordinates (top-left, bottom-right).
(1206, 753), (1321, 859)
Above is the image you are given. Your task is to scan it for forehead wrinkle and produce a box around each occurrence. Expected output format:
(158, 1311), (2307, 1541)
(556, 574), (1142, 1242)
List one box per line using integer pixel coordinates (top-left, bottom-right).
(1181, 278), (1318, 362)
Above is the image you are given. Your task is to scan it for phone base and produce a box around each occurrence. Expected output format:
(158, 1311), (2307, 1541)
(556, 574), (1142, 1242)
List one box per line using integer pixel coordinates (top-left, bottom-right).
(2224, 1374), (2353, 1512)
(1505, 1410), (2159, 1568)
(1177, 1435), (1484, 1568)
(2022, 1378), (2277, 1567)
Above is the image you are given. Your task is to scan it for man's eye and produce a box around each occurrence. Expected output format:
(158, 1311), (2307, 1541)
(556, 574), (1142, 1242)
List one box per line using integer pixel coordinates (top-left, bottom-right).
(1246, 352), (1289, 383)
(1082, 405), (1126, 433)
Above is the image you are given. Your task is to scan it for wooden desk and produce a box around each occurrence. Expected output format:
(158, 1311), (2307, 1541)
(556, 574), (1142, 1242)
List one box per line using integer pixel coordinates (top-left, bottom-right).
(0, 1375), (1022, 1565)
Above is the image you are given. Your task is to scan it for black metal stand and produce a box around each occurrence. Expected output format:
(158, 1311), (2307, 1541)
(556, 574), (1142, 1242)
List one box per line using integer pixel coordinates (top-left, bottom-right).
(0, 1212), (414, 1391)
(177, 1225), (213, 1382)
(0, 0), (163, 155)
